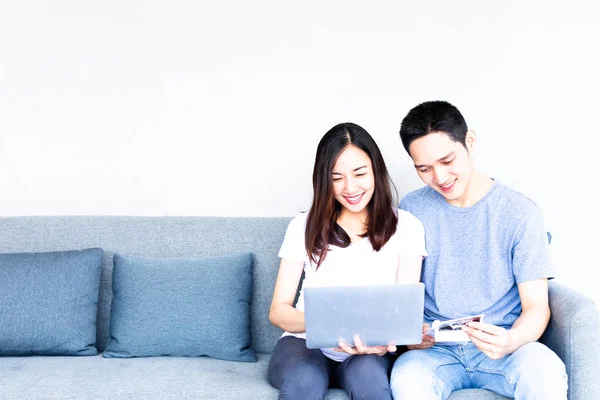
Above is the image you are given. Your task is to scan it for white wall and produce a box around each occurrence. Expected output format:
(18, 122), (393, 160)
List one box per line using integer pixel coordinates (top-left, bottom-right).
(1, 1), (599, 303)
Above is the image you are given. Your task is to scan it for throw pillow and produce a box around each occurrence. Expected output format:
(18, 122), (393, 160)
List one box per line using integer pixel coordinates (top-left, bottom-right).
(0, 248), (104, 356)
(103, 252), (256, 362)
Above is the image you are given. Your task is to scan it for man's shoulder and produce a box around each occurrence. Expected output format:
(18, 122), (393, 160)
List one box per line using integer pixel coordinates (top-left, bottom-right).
(494, 181), (542, 217)
(399, 186), (437, 211)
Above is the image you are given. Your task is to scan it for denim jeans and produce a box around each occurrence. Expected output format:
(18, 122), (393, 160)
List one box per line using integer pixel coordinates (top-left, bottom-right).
(390, 341), (567, 400)
(268, 336), (397, 400)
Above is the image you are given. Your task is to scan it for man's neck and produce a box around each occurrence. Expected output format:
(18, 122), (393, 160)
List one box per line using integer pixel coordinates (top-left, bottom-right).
(448, 171), (494, 208)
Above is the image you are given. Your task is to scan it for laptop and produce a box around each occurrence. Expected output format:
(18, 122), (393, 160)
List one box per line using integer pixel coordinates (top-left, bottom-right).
(303, 283), (425, 349)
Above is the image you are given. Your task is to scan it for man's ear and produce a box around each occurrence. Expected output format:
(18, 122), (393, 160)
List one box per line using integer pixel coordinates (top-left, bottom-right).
(465, 130), (477, 153)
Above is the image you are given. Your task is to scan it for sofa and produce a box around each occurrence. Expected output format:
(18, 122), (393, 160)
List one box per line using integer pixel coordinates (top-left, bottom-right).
(0, 216), (598, 400)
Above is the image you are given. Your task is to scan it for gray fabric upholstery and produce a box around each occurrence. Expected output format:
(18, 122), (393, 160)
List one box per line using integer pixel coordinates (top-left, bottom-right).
(0, 353), (346, 400)
(104, 252), (256, 361)
(540, 281), (600, 400)
(0, 216), (597, 399)
(0, 352), (510, 400)
(0, 352), (503, 400)
(450, 390), (510, 399)
(0, 216), (288, 354)
(0, 248), (103, 356)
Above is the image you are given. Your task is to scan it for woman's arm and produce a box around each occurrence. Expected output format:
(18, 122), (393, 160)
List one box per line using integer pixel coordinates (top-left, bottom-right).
(395, 254), (423, 284)
(268, 258), (306, 333)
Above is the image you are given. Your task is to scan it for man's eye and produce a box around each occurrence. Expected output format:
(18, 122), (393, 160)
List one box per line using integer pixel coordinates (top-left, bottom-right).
(418, 168), (429, 173)
(442, 159), (454, 165)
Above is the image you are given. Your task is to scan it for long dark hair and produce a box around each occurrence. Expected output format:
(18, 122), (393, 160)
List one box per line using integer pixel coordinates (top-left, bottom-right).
(305, 122), (398, 269)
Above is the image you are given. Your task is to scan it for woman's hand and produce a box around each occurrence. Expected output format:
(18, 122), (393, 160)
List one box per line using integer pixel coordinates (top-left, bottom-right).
(407, 323), (435, 350)
(333, 335), (396, 356)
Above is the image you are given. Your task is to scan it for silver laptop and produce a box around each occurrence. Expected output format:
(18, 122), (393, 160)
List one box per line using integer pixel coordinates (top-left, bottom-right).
(303, 283), (425, 349)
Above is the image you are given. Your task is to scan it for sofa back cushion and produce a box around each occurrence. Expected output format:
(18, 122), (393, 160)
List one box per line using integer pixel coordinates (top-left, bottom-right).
(0, 216), (290, 354)
(0, 248), (103, 356)
(103, 252), (256, 362)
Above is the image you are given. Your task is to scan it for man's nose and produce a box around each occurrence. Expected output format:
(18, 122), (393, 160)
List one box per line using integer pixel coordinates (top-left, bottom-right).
(433, 167), (447, 184)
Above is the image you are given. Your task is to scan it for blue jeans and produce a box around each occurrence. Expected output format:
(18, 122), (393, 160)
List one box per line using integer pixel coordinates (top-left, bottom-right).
(390, 341), (567, 400)
(268, 336), (397, 400)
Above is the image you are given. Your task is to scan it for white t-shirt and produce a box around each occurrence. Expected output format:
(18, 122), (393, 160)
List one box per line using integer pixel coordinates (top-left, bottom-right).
(278, 208), (427, 361)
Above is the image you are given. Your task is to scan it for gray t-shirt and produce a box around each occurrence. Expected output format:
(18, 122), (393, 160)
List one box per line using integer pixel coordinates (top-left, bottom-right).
(400, 180), (553, 329)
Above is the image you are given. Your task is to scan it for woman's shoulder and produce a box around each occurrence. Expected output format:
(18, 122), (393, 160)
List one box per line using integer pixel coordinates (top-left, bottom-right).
(395, 208), (425, 232)
(286, 211), (309, 232)
(290, 211), (309, 223)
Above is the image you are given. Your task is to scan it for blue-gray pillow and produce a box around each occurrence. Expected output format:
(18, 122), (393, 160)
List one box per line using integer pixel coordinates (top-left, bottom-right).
(103, 252), (256, 362)
(0, 248), (104, 356)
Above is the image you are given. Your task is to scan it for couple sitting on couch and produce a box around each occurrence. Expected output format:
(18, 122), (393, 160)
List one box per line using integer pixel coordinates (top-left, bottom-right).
(267, 101), (568, 400)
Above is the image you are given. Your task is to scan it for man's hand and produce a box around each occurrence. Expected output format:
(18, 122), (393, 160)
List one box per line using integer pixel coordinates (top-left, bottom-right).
(462, 321), (517, 359)
(407, 323), (435, 350)
(333, 335), (396, 356)
(462, 279), (551, 360)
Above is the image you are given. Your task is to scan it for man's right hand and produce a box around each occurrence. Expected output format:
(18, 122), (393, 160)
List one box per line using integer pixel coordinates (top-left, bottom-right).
(407, 323), (435, 350)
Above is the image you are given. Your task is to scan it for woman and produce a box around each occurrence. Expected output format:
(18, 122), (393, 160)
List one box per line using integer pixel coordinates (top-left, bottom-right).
(267, 122), (427, 400)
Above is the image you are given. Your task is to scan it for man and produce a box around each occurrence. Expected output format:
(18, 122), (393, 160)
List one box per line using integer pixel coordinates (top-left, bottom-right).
(390, 101), (567, 399)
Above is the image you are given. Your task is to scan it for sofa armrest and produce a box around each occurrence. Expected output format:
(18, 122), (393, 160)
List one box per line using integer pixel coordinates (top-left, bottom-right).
(540, 281), (600, 400)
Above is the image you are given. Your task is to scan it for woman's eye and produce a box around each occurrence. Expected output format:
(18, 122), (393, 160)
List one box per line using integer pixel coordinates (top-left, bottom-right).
(332, 177), (342, 182)
(355, 173), (366, 177)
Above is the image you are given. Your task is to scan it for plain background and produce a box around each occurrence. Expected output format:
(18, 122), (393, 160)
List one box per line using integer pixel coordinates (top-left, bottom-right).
(1, 1), (599, 305)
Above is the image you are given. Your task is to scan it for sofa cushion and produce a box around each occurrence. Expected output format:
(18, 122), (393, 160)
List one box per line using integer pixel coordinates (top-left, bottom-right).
(103, 252), (256, 362)
(0, 248), (104, 356)
(0, 353), (508, 400)
(0, 353), (351, 399)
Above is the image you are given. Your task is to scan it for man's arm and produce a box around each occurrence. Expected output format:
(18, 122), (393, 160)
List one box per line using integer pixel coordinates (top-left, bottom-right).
(510, 278), (551, 344)
(463, 278), (550, 359)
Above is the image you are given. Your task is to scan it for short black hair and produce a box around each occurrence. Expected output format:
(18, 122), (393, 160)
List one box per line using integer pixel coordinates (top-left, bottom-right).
(399, 101), (468, 154)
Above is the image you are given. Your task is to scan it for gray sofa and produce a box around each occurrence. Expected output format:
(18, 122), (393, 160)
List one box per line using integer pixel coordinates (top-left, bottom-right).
(0, 216), (598, 400)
